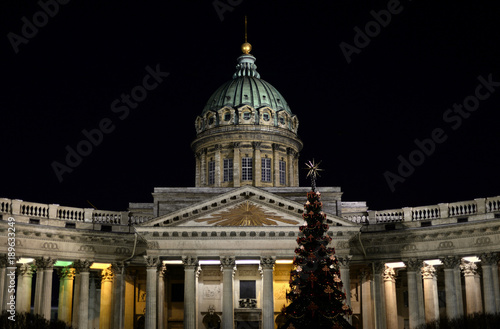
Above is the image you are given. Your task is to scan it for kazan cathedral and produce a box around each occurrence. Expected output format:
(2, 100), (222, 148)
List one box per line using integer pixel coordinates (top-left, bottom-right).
(1, 39), (500, 329)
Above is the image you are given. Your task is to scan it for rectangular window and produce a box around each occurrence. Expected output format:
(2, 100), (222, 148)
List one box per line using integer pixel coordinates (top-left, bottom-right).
(223, 159), (233, 182)
(208, 160), (215, 185)
(261, 158), (271, 182)
(279, 160), (286, 185)
(240, 280), (256, 299)
(242, 157), (253, 181)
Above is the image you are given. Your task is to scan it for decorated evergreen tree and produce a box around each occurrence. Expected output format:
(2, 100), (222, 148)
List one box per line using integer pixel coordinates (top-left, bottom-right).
(280, 160), (354, 329)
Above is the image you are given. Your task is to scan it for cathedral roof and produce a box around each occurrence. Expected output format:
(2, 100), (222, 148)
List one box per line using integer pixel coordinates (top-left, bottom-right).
(201, 52), (293, 116)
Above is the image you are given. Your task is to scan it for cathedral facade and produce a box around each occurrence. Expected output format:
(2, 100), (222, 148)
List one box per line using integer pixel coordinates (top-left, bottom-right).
(1, 41), (500, 329)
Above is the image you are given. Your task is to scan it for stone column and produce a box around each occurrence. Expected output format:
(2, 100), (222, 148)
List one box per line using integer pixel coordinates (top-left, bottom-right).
(89, 272), (100, 329)
(373, 262), (387, 329)
(453, 262), (464, 317)
(383, 266), (397, 329)
(74, 259), (92, 329)
(253, 142), (262, 184)
(405, 259), (424, 329)
(461, 260), (481, 314)
(35, 257), (55, 320)
(99, 267), (114, 329)
(272, 144), (280, 186)
(33, 260), (44, 315)
(480, 253), (498, 314)
(195, 152), (201, 186)
(286, 148), (294, 186)
(57, 267), (75, 325)
(293, 152), (300, 187)
(440, 256), (460, 319)
(72, 271), (81, 328)
(261, 256), (275, 329)
(200, 148), (207, 186)
(220, 256), (235, 329)
(0, 255), (7, 311)
(112, 262), (126, 329)
(338, 255), (352, 324)
(145, 256), (159, 329)
(492, 258), (500, 313)
(16, 263), (33, 313)
(183, 256), (198, 329)
(360, 270), (374, 329)
(233, 143), (241, 187)
(157, 265), (166, 329)
(422, 264), (439, 323)
(215, 144), (222, 187)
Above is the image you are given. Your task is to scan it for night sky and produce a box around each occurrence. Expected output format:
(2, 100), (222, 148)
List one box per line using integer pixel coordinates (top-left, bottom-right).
(1, 0), (500, 212)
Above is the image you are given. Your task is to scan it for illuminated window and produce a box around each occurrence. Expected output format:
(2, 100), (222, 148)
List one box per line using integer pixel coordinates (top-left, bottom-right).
(261, 158), (271, 182)
(242, 157), (252, 181)
(223, 159), (233, 182)
(279, 160), (286, 185)
(208, 161), (215, 185)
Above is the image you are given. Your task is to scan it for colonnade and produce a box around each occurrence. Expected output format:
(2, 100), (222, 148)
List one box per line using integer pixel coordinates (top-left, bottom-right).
(356, 253), (500, 329)
(1, 252), (499, 329)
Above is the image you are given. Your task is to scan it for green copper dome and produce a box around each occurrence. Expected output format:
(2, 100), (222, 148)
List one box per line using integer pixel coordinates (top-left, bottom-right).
(201, 54), (293, 115)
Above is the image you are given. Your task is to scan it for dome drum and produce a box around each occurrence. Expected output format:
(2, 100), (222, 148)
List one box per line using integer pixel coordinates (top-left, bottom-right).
(192, 44), (302, 189)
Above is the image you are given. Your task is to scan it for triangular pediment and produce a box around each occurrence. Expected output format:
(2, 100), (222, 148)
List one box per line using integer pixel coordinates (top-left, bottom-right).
(140, 186), (357, 227)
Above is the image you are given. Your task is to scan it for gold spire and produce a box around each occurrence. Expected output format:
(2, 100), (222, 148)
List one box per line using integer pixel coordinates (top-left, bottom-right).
(241, 16), (252, 54)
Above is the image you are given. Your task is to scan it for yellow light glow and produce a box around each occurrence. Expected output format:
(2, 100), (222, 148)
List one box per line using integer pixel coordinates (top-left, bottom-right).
(199, 260), (220, 265)
(90, 263), (112, 270)
(236, 260), (260, 265)
(462, 256), (480, 263)
(276, 260), (293, 264)
(163, 260), (183, 265)
(424, 259), (442, 266)
(17, 258), (34, 264)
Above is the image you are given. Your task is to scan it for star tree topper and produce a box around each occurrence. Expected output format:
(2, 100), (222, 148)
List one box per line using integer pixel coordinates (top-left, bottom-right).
(305, 159), (323, 192)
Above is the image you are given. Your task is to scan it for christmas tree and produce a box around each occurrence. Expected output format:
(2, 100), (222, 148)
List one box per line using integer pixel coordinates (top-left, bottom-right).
(280, 160), (354, 329)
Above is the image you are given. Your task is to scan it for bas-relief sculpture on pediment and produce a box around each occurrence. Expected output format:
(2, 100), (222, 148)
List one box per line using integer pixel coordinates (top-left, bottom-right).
(177, 200), (300, 227)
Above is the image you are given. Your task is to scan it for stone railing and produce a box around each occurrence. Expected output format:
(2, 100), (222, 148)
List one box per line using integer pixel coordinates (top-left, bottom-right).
(0, 198), (130, 225)
(344, 196), (500, 224)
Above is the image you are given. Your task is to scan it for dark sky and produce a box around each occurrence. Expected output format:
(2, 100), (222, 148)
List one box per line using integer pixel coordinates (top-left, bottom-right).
(1, 0), (500, 212)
